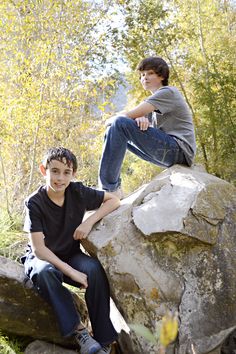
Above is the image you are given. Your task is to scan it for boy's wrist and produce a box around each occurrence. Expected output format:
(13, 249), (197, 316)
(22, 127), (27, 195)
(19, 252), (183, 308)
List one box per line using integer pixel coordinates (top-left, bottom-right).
(84, 215), (97, 227)
(63, 263), (74, 276)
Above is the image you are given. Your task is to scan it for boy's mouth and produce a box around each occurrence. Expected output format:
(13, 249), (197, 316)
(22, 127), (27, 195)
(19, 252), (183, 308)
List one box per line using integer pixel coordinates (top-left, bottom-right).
(55, 183), (65, 188)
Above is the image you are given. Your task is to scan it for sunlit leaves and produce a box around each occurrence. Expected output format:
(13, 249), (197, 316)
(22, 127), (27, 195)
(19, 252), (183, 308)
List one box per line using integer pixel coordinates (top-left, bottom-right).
(115, 0), (236, 183)
(129, 311), (179, 350)
(159, 311), (178, 347)
(0, 0), (121, 215)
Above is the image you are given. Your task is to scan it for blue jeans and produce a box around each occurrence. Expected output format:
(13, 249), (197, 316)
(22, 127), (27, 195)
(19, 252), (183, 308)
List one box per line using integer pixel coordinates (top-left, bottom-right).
(98, 116), (187, 191)
(24, 250), (117, 346)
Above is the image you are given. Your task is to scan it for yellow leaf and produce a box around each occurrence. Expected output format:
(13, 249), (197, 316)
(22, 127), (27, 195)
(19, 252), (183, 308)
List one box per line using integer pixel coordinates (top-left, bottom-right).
(150, 287), (159, 301)
(160, 312), (178, 347)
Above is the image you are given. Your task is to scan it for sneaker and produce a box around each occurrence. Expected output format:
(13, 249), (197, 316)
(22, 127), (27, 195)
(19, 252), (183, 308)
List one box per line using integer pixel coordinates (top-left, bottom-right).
(75, 328), (102, 354)
(97, 346), (111, 354)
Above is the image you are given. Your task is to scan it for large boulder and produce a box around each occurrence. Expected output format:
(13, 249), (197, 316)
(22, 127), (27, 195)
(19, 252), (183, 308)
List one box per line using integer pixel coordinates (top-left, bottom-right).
(0, 249), (131, 353)
(82, 165), (236, 354)
(0, 256), (88, 347)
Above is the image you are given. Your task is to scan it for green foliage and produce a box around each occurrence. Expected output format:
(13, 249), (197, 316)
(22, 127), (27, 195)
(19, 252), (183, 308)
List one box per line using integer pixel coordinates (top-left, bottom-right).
(122, 153), (162, 194)
(0, 334), (25, 354)
(0, 0), (235, 219)
(0, 209), (26, 261)
(0, 0), (121, 216)
(114, 0), (236, 184)
(169, 0), (236, 182)
(129, 323), (159, 344)
(0, 209), (22, 233)
(129, 311), (178, 349)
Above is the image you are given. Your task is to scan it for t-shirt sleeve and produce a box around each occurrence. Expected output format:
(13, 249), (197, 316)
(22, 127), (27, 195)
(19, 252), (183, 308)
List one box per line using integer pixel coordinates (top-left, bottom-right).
(23, 199), (43, 233)
(145, 87), (174, 114)
(76, 183), (105, 211)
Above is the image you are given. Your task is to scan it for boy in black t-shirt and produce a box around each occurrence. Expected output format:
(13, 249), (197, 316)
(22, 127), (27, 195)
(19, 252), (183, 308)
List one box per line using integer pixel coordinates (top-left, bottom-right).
(22, 147), (120, 354)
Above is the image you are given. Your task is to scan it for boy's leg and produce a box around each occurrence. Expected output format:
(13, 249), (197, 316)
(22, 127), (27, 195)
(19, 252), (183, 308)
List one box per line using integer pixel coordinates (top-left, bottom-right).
(65, 251), (117, 347)
(98, 116), (185, 192)
(24, 255), (80, 337)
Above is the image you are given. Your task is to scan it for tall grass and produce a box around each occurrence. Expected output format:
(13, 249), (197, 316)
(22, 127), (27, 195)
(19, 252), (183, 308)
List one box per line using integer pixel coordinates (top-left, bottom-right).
(0, 209), (26, 261)
(0, 211), (30, 353)
(0, 333), (31, 354)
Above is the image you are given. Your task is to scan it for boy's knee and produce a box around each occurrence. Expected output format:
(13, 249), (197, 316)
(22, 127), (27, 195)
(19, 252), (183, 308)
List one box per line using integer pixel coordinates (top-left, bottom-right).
(112, 115), (133, 129)
(36, 264), (62, 286)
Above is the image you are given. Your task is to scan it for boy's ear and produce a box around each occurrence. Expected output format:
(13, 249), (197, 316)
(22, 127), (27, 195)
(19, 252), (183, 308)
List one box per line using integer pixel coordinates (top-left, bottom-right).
(39, 164), (47, 176)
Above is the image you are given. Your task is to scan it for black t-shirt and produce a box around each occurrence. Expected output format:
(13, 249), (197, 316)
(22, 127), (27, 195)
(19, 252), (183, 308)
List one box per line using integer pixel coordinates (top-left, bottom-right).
(23, 182), (104, 259)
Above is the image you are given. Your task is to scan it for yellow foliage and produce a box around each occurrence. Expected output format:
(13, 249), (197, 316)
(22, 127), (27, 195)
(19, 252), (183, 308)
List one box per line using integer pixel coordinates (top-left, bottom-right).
(0, 0), (120, 215)
(159, 311), (178, 347)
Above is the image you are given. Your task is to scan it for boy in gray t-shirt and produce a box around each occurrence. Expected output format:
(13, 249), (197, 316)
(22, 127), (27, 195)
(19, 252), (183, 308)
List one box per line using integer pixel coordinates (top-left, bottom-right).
(98, 56), (196, 198)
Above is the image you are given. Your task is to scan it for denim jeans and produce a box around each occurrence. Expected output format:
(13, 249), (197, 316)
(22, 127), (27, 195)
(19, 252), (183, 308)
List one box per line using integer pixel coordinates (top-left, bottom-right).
(24, 250), (117, 346)
(98, 116), (187, 192)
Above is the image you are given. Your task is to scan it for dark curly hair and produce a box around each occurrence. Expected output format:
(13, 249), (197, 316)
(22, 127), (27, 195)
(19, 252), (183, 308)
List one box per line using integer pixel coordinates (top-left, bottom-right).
(137, 56), (169, 86)
(42, 147), (78, 172)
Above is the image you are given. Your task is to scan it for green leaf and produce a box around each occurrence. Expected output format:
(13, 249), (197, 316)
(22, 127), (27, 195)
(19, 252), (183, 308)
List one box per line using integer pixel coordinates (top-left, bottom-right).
(128, 324), (158, 344)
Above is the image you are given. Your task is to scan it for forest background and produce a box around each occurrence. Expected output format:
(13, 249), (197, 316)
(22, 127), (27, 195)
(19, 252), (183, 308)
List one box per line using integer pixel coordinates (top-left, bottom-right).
(0, 0), (235, 352)
(0, 0), (235, 222)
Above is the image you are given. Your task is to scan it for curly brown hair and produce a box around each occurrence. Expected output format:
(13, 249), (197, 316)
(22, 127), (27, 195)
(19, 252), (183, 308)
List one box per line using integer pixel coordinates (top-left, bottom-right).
(137, 56), (169, 86)
(42, 147), (78, 172)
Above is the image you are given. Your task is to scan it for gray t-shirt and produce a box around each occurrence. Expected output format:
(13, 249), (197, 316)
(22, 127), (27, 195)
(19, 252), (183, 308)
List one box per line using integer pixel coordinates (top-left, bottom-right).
(145, 86), (196, 166)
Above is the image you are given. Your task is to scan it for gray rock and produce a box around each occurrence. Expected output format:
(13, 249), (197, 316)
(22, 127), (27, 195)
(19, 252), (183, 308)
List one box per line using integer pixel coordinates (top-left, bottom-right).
(0, 256), (87, 347)
(0, 254), (131, 353)
(24, 340), (77, 354)
(82, 165), (236, 354)
(1, 164), (236, 354)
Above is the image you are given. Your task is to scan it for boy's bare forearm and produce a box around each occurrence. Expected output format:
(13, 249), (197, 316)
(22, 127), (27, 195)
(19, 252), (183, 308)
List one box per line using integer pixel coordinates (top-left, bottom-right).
(33, 244), (88, 287)
(125, 101), (155, 119)
(85, 196), (120, 226)
(106, 102), (154, 125)
(73, 194), (120, 240)
(33, 244), (74, 276)
(30, 233), (76, 277)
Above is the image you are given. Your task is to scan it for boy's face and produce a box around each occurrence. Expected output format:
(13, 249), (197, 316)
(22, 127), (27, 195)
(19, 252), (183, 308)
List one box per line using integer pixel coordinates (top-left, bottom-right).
(40, 159), (75, 194)
(140, 69), (164, 93)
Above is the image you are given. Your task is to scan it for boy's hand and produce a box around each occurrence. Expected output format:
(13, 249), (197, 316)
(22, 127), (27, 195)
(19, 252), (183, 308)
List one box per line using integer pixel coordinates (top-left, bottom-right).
(135, 116), (150, 131)
(73, 220), (93, 240)
(69, 268), (88, 288)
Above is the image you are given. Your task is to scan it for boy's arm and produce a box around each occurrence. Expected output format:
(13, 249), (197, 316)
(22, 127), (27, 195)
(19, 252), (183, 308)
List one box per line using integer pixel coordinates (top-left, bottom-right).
(29, 232), (88, 288)
(73, 192), (120, 240)
(106, 102), (155, 131)
(125, 101), (155, 119)
(125, 102), (156, 131)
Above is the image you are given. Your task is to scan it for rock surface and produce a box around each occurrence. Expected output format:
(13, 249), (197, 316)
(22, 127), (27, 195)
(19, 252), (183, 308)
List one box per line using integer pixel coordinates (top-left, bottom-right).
(1, 165), (236, 354)
(24, 340), (77, 354)
(82, 165), (236, 354)
(0, 256), (87, 347)
(24, 339), (121, 354)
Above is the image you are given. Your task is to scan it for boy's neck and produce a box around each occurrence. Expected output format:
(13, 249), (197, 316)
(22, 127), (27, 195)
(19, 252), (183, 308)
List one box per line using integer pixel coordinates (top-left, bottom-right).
(150, 83), (164, 94)
(46, 187), (65, 207)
